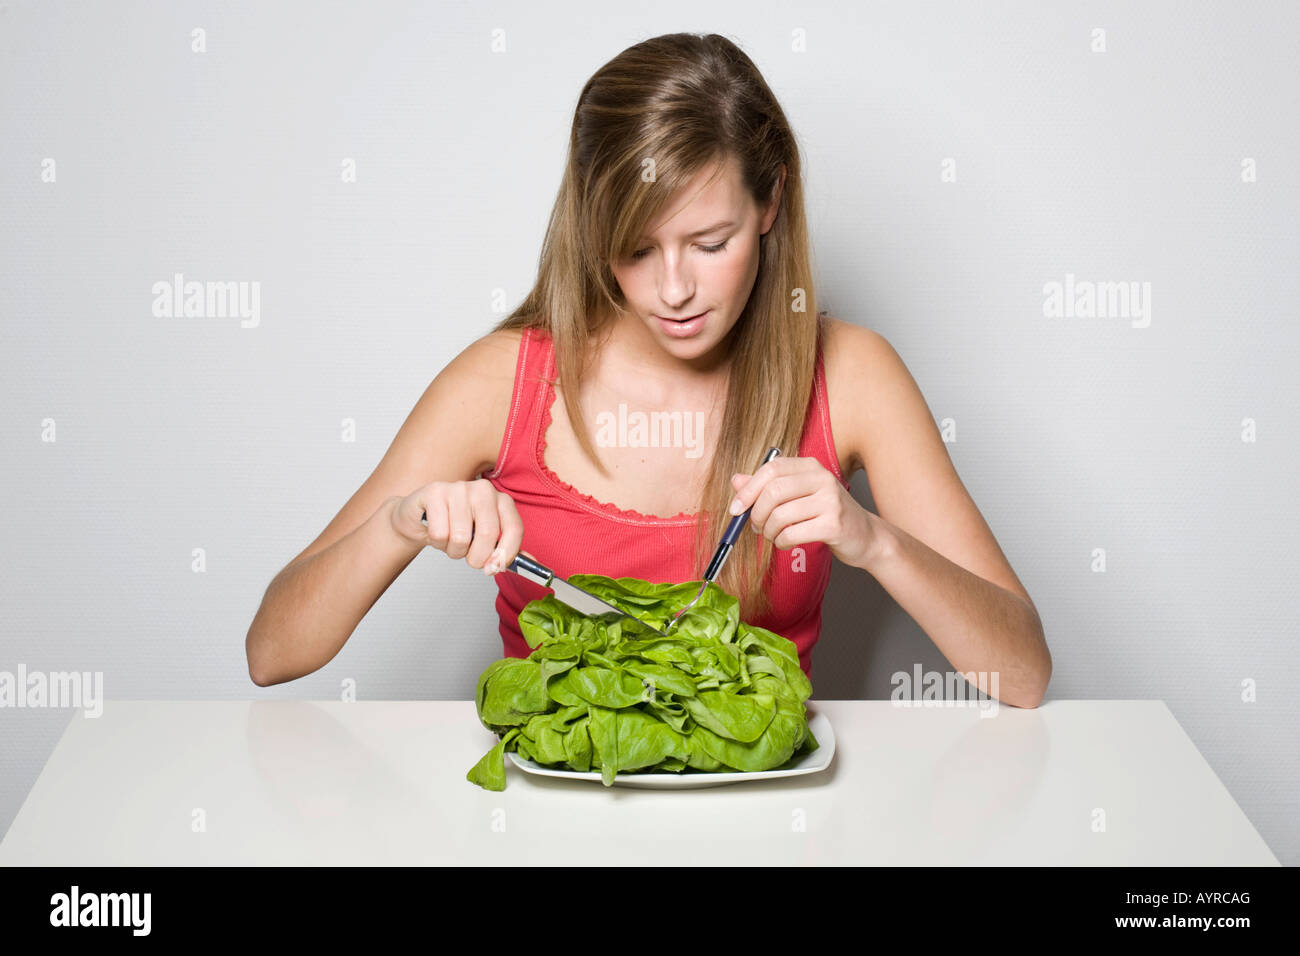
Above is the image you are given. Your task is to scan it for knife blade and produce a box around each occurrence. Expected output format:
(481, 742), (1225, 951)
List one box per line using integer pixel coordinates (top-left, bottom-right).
(418, 511), (665, 632)
(418, 515), (665, 634)
(505, 552), (668, 636)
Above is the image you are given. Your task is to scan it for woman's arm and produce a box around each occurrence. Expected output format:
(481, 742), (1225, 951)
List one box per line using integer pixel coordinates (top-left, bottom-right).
(244, 330), (521, 686)
(246, 496), (425, 686)
(851, 515), (1049, 708)
(834, 321), (1050, 707)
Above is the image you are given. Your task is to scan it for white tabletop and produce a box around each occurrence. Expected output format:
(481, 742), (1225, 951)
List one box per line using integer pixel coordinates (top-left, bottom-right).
(0, 699), (1279, 866)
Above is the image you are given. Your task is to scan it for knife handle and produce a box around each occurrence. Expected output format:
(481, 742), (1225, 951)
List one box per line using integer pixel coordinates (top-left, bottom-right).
(703, 446), (781, 582)
(506, 551), (552, 587)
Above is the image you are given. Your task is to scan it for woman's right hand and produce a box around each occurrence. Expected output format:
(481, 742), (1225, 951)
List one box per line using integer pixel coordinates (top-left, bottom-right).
(390, 479), (524, 576)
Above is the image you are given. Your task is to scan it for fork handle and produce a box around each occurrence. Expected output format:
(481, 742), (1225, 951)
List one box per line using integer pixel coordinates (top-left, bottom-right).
(702, 446), (781, 582)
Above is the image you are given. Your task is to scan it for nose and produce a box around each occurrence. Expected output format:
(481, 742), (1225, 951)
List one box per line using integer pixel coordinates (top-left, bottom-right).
(656, 248), (695, 310)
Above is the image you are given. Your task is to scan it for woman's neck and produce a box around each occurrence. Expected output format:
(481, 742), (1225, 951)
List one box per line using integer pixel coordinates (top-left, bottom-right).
(593, 310), (734, 404)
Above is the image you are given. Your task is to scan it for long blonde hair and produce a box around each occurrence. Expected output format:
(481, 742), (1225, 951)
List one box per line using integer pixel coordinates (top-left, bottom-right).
(492, 32), (824, 623)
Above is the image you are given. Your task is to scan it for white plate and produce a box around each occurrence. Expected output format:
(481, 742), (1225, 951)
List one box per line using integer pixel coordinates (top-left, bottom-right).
(505, 707), (835, 789)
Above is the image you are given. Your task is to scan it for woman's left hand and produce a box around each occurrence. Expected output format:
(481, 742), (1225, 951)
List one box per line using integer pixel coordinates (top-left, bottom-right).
(727, 455), (883, 570)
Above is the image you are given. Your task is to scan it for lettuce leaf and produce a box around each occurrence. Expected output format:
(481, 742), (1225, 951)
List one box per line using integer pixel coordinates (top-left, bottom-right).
(467, 575), (818, 789)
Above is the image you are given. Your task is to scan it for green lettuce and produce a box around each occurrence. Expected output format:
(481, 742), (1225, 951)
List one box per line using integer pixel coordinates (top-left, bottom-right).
(466, 575), (819, 789)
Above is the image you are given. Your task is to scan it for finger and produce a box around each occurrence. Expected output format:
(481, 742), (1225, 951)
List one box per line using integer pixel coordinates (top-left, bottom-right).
(728, 472), (765, 516)
(743, 461), (816, 528)
(754, 465), (821, 528)
(745, 472), (791, 531)
(465, 481), (500, 570)
(760, 493), (823, 548)
(423, 492), (451, 551)
(727, 455), (797, 515)
(445, 481), (473, 560)
(768, 514), (825, 551)
(488, 495), (524, 575)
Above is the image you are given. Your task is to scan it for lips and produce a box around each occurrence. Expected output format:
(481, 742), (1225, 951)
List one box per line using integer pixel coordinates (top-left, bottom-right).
(658, 311), (707, 322)
(656, 310), (709, 339)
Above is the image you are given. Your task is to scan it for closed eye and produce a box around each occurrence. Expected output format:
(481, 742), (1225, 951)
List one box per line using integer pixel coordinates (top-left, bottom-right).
(630, 240), (730, 261)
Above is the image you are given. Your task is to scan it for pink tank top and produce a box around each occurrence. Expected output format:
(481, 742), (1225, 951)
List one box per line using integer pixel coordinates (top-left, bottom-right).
(478, 325), (850, 683)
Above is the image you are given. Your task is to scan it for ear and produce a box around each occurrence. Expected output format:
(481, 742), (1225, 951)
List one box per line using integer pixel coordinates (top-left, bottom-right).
(760, 164), (786, 235)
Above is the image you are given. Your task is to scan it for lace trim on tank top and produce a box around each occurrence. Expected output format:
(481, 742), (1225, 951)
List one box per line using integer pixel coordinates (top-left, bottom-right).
(535, 346), (698, 525)
(530, 327), (842, 525)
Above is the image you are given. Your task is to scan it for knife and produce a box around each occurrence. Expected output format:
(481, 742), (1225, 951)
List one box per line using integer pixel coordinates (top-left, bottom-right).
(419, 512), (667, 635)
(503, 552), (669, 637)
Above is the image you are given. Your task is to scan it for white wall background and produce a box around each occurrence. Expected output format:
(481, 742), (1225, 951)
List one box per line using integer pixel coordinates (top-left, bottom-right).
(1, 1), (1295, 864)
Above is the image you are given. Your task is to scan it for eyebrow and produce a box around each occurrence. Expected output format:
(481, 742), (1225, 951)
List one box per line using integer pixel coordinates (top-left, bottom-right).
(638, 219), (736, 241)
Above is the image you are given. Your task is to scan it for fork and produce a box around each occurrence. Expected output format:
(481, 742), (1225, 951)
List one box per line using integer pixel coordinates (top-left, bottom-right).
(663, 446), (782, 633)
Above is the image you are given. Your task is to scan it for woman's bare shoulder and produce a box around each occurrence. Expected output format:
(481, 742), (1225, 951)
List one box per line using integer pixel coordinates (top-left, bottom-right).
(462, 327), (526, 376)
(443, 327), (528, 475)
(819, 315), (896, 478)
(275, 327), (529, 571)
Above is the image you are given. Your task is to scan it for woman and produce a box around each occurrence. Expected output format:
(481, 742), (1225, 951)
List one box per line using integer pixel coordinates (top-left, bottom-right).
(245, 33), (1050, 706)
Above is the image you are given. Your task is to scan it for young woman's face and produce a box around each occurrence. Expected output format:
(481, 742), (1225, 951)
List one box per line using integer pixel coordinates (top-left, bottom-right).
(609, 155), (784, 368)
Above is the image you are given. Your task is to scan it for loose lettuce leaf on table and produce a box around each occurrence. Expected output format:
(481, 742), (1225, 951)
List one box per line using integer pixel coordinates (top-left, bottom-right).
(467, 574), (817, 790)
